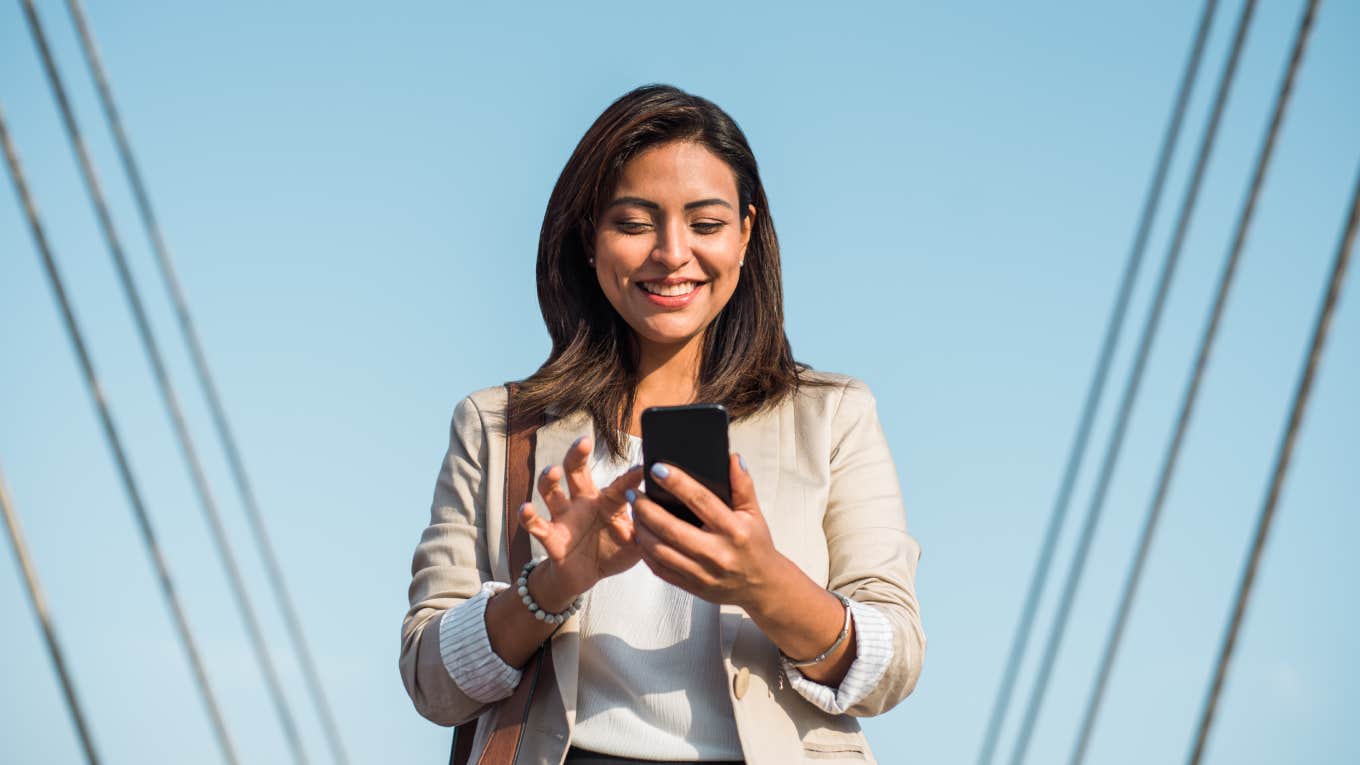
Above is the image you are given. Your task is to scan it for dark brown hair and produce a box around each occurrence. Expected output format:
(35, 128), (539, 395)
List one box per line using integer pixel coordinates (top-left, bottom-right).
(514, 83), (827, 458)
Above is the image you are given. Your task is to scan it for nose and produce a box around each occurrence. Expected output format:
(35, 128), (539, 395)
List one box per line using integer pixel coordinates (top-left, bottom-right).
(649, 217), (691, 269)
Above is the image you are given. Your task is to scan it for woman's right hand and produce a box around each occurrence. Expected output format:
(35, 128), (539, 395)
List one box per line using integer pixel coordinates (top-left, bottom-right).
(517, 435), (644, 608)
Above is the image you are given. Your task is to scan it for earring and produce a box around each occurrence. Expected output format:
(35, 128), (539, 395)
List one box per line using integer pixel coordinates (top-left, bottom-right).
(588, 257), (596, 267)
(739, 259), (745, 267)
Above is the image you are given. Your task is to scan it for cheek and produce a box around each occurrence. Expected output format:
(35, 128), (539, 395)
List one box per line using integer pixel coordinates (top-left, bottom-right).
(595, 236), (649, 273)
(711, 274), (741, 310)
(592, 244), (644, 311)
(703, 247), (744, 290)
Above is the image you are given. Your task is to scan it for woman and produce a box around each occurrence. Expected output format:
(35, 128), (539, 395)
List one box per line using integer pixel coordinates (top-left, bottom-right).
(401, 84), (925, 765)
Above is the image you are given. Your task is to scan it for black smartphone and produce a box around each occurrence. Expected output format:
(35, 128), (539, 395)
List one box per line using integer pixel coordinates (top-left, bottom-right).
(640, 404), (731, 527)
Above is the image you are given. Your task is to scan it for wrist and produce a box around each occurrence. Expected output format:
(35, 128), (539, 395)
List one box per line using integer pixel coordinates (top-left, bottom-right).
(527, 558), (582, 614)
(738, 551), (799, 618)
(781, 591), (853, 667)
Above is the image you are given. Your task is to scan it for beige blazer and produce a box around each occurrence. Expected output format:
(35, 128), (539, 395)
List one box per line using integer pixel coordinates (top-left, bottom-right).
(400, 371), (926, 764)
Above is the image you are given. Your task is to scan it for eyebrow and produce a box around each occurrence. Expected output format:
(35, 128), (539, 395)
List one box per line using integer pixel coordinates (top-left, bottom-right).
(605, 196), (733, 212)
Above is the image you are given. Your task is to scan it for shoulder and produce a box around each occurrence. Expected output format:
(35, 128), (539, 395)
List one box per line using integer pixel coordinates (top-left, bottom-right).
(789, 368), (879, 421)
(447, 385), (510, 443)
(462, 385), (509, 415)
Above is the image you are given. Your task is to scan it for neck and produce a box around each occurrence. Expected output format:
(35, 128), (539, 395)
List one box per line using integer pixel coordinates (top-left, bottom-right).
(626, 333), (704, 434)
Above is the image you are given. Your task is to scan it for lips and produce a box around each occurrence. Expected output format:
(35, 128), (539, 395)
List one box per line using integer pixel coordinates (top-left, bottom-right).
(636, 279), (705, 308)
(639, 280), (699, 297)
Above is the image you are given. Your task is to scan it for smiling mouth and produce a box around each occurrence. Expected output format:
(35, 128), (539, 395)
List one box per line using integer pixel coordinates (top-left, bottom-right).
(638, 281), (702, 297)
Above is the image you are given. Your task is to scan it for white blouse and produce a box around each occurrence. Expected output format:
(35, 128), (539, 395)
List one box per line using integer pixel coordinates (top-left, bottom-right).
(437, 433), (894, 760)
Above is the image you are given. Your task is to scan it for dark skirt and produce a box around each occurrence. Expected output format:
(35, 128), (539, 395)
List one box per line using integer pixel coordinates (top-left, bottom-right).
(564, 746), (744, 765)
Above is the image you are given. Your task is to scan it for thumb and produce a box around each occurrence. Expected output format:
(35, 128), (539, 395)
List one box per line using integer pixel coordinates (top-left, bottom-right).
(729, 452), (761, 516)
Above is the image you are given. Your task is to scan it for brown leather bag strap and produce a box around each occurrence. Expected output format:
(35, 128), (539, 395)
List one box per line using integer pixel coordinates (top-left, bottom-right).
(502, 382), (541, 572)
(451, 383), (550, 765)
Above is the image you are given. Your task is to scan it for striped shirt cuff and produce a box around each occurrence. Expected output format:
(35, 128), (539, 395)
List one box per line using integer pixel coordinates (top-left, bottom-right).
(782, 599), (894, 714)
(437, 580), (522, 703)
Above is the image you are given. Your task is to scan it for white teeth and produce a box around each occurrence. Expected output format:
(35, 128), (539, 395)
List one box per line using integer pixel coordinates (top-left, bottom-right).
(640, 281), (697, 297)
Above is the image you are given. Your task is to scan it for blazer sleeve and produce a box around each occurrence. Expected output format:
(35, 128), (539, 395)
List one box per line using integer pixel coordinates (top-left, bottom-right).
(823, 378), (926, 717)
(399, 394), (498, 726)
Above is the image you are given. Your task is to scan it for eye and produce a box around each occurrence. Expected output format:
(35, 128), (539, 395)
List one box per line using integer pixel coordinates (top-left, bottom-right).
(615, 220), (652, 234)
(692, 221), (725, 234)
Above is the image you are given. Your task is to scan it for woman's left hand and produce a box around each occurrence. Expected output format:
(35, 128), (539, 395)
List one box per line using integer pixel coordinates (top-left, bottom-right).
(629, 453), (788, 610)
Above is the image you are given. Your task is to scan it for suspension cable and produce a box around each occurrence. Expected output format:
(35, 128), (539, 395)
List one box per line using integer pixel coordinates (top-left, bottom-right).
(1006, 2), (1261, 762)
(60, 2), (350, 761)
(0, 100), (239, 765)
(1069, 2), (1321, 761)
(0, 459), (101, 765)
(18, 2), (309, 762)
(975, 1), (1220, 761)
(1187, 160), (1359, 763)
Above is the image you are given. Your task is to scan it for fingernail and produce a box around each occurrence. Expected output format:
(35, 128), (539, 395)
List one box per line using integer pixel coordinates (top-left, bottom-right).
(541, 465), (553, 478)
(625, 489), (637, 504)
(738, 453), (748, 473)
(629, 463), (643, 471)
(572, 435), (586, 448)
(650, 463), (670, 479)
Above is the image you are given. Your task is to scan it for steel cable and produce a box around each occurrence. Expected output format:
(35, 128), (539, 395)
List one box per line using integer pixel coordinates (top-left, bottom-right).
(975, 1), (1220, 761)
(0, 458), (101, 765)
(0, 100), (239, 765)
(1187, 160), (1359, 764)
(1006, 1), (1260, 762)
(60, 1), (350, 761)
(1069, 2), (1321, 761)
(19, 1), (309, 762)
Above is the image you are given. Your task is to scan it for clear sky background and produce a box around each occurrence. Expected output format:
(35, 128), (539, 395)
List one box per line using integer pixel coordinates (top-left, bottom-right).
(2, 1), (1357, 763)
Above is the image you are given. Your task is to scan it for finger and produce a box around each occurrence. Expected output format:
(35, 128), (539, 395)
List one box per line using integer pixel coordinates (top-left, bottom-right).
(634, 519), (712, 586)
(606, 510), (635, 546)
(647, 462), (736, 534)
(519, 502), (554, 545)
(630, 493), (722, 573)
(728, 452), (762, 517)
(635, 522), (712, 592)
(562, 435), (597, 498)
(598, 465), (645, 518)
(640, 550), (690, 591)
(536, 464), (570, 518)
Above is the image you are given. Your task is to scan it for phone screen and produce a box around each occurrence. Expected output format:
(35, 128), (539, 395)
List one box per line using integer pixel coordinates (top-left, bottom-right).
(640, 404), (731, 527)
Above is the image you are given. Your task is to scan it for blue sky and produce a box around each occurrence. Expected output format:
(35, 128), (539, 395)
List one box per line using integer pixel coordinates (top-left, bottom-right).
(2, 1), (1357, 762)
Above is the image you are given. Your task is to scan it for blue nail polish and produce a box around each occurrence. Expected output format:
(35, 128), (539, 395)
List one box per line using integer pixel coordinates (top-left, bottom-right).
(738, 453), (748, 473)
(651, 463), (670, 479)
(542, 465), (552, 478)
(625, 489), (636, 503)
(572, 435), (586, 448)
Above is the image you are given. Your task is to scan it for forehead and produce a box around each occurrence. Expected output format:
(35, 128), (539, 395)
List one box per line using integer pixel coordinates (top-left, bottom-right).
(610, 140), (738, 202)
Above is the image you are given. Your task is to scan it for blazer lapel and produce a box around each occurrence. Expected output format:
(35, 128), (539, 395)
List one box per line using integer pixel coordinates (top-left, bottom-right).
(721, 404), (781, 659)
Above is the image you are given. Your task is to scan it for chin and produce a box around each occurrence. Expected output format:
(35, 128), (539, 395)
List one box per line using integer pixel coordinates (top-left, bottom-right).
(635, 321), (705, 349)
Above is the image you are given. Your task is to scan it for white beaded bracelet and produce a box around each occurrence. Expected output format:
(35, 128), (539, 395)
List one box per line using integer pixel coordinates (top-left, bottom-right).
(516, 557), (582, 625)
(781, 591), (853, 668)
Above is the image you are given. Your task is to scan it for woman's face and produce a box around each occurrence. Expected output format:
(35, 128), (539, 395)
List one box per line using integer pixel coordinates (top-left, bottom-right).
(592, 140), (755, 357)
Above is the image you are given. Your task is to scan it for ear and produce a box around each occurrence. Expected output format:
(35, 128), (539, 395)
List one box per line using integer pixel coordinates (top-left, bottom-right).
(739, 204), (757, 259)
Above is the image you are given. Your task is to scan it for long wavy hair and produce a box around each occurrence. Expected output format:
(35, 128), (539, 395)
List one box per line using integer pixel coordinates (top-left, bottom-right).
(514, 84), (828, 458)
